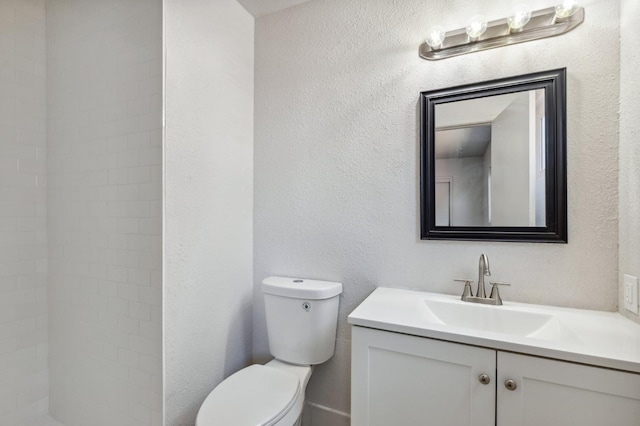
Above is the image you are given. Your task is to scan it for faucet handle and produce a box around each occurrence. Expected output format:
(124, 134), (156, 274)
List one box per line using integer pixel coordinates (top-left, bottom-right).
(453, 279), (474, 300)
(489, 282), (511, 305)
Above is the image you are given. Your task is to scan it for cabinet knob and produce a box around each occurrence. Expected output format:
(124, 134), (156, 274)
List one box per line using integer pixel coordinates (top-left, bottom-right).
(478, 374), (491, 385)
(504, 379), (517, 391)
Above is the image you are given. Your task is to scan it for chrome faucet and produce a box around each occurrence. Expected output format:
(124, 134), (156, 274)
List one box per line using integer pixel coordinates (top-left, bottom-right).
(453, 254), (511, 305)
(476, 253), (491, 299)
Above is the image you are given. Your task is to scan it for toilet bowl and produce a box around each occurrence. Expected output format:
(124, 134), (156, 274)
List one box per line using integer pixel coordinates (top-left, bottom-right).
(195, 276), (342, 426)
(196, 360), (312, 426)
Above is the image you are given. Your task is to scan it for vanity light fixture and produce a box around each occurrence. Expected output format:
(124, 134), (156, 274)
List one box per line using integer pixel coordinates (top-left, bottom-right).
(425, 26), (446, 50)
(555, 0), (580, 21)
(466, 16), (488, 41)
(508, 5), (532, 32)
(420, 4), (584, 61)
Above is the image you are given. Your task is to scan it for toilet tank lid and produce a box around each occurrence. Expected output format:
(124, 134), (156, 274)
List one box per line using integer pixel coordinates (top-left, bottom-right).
(262, 276), (343, 300)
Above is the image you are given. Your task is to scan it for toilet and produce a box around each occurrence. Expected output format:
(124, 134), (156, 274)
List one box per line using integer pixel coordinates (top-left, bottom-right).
(196, 276), (343, 426)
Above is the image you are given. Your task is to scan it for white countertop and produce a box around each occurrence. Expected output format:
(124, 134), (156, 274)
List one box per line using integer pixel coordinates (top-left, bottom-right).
(348, 287), (640, 373)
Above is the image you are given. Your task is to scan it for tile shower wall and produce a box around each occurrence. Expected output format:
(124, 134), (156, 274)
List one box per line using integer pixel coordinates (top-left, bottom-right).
(0, 0), (48, 425)
(46, 1), (162, 425)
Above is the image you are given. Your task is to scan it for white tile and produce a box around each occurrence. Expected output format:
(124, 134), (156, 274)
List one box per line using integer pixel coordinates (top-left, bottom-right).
(0, 0), (49, 422)
(43, 1), (163, 424)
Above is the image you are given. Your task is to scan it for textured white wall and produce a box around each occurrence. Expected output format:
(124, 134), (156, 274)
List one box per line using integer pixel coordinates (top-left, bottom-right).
(619, 0), (640, 323)
(163, 0), (254, 424)
(0, 1), (48, 424)
(254, 0), (620, 423)
(47, 0), (163, 424)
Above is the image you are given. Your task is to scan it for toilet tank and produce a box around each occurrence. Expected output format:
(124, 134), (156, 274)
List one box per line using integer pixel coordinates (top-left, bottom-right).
(262, 276), (342, 365)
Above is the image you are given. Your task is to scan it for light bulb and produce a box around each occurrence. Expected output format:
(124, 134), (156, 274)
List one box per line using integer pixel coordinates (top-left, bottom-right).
(466, 16), (488, 40)
(508, 5), (532, 31)
(426, 26), (446, 49)
(555, 0), (580, 20)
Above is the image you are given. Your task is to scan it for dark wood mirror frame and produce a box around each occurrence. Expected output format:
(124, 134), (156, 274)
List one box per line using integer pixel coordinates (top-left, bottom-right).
(420, 68), (567, 243)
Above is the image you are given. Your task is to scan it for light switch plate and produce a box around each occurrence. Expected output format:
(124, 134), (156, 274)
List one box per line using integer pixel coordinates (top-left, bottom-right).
(623, 274), (639, 314)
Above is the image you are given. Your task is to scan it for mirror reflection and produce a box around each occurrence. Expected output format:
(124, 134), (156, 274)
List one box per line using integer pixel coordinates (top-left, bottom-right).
(434, 90), (546, 227)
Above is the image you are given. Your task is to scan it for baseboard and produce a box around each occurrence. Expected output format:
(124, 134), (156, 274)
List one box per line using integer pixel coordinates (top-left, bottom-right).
(302, 402), (351, 426)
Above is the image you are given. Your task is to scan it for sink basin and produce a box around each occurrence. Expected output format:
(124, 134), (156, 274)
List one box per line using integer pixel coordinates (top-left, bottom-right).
(348, 288), (640, 373)
(423, 297), (563, 339)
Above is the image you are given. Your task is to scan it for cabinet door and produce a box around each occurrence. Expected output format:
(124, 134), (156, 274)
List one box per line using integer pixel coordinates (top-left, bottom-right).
(498, 352), (640, 426)
(351, 327), (496, 426)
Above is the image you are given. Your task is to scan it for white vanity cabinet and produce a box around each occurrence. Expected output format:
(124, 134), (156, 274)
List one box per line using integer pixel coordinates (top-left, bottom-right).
(351, 326), (640, 426)
(497, 351), (640, 426)
(351, 326), (495, 426)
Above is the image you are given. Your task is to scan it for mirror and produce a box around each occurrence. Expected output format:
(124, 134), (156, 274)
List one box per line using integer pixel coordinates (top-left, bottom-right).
(420, 69), (567, 242)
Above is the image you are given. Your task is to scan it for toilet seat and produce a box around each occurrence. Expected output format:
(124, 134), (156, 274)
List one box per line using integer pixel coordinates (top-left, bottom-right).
(196, 364), (300, 426)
